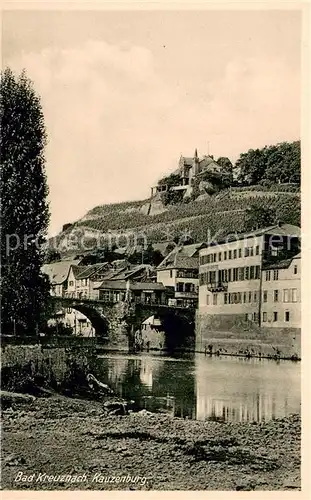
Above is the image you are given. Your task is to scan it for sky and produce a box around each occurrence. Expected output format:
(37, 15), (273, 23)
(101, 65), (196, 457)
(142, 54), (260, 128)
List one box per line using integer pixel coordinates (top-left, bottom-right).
(2, 9), (301, 236)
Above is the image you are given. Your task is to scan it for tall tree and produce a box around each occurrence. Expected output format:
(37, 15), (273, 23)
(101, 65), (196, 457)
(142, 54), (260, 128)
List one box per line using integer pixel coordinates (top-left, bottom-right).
(0, 68), (50, 335)
(216, 156), (234, 187)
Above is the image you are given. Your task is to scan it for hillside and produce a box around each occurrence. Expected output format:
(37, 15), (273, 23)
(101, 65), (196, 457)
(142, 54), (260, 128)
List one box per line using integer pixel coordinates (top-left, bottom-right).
(50, 184), (300, 257)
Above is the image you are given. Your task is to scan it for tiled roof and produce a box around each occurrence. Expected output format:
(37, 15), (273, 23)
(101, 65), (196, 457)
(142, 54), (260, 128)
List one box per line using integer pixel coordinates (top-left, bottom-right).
(42, 260), (81, 285)
(157, 247), (199, 270)
(179, 242), (206, 257)
(203, 224), (301, 248)
(263, 252), (301, 270)
(71, 265), (88, 279)
(76, 263), (109, 279)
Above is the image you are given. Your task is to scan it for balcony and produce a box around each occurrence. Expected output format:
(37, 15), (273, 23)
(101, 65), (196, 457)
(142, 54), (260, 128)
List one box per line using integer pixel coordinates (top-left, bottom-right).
(207, 282), (228, 292)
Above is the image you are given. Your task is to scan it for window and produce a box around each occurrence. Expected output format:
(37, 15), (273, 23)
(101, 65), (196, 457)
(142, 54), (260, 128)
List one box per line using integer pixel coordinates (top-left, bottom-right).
(266, 271), (271, 281)
(243, 292), (247, 303)
(228, 269), (232, 282)
(185, 283), (193, 293)
(239, 267), (244, 281)
(176, 282), (184, 292)
(237, 292), (242, 303)
(233, 268), (238, 281)
(273, 312), (278, 322)
(291, 288), (298, 302)
(253, 312), (257, 322)
(249, 247), (254, 256)
(274, 290), (279, 302)
(233, 249), (237, 259)
(245, 314), (248, 321)
(263, 290), (268, 302)
(255, 245), (260, 255)
(250, 266), (254, 279)
(170, 270), (173, 278)
(69, 281), (74, 287)
(218, 252), (222, 261)
(206, 295), (210, 305)
(245, 267), (249, 280)
(283, 289), (289, 303)
(213, 253), (217, 262)
(207, 255), (211, 264)
(224, 293), (228, 305)
(273, 270), (279, 281)
(263, 312), (267, 322)
(224, 251), (227, 260)
(239, 248), (242, 258)
(244, 247), (249, 257)
(254, 291), (258, 302)
(255, 266), (260, 279)
(229, 250), (232, 260)
(248, 291), (252, 303)
(224, 269), (228, 282)
(294, 265), (298, 275)
(213, 294), (218, 305)
(285, 311), (290, 322)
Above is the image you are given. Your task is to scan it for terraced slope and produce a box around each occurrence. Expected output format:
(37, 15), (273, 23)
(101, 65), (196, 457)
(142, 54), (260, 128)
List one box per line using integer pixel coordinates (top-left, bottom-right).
(52, 188), (300, 254)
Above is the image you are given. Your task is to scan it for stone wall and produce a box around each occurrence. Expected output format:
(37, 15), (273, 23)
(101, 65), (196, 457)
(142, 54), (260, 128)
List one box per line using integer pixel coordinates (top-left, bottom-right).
(196, 312), (301, 359)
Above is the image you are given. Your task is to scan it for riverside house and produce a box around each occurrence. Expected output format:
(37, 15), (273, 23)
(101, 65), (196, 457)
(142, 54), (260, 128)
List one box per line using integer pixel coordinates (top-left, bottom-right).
(42, 260), (81, 297)
(156, 243), (206, 307)
(197, 223), (301, 339)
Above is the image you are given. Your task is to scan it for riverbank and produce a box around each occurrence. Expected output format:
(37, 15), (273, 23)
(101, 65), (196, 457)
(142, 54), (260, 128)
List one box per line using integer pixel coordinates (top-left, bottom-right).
(1, 394), (301, 491)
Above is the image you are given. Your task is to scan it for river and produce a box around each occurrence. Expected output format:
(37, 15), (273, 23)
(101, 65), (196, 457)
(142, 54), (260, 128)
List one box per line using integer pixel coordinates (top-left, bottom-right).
(96, 352), (300, 422)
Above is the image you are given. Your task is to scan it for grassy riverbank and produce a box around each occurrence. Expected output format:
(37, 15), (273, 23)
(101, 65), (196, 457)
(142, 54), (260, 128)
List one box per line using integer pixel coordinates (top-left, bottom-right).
(1, 395), (300, 491)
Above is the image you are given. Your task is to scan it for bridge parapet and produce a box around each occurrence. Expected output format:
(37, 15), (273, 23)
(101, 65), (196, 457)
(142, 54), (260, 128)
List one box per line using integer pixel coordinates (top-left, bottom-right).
(50, 295), (195, 351)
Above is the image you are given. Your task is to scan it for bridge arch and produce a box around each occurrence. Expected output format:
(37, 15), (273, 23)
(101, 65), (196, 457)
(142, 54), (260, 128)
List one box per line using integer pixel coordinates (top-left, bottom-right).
(52, 302), (110, 339)
(132, 306), (195, 351)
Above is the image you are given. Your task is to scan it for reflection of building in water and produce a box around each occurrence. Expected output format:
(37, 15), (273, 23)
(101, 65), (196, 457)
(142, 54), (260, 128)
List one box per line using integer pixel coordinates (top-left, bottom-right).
(195, 355), (300, 423)
(140, 358), (154, 387)
(196, 391), (279, 422)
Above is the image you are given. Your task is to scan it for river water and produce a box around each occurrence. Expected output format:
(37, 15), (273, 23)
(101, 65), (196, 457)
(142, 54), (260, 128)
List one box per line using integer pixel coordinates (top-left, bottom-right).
(96, 352), (300, 422)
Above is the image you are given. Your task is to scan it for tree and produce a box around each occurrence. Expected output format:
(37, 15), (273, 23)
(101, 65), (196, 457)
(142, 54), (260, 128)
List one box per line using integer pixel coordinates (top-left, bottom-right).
(1, 68), (50, 335)
(235, 141), (301, 186)
(44, 248), (61, 264)
(265, 141), (300, 184)
(244, 204), (276, 231)
(235, 148), (268, 185)
(216, 156), (234, 187)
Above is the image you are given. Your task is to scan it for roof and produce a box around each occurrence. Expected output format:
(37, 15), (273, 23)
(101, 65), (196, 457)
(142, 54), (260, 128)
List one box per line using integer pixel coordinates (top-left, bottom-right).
(263, 252), (301, 270)
(202, 224), (301, 249)
(76, 263), (109, 279)
(114, 264), (153, 280)
(157, 247), (199, 270)
(95, 280), (167, 291)
(42, 260), (81, 285)
(71, 265), (88, 279)
(198, 156), (220, 172)
(179, 242), (206, 257)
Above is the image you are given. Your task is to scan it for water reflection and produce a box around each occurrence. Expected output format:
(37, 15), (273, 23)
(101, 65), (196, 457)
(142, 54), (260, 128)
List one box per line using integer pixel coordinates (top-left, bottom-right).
(96, 353), (300, 422)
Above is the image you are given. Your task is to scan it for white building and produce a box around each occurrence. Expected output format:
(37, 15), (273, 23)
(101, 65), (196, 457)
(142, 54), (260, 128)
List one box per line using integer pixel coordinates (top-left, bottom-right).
(197, 223), (301, 350)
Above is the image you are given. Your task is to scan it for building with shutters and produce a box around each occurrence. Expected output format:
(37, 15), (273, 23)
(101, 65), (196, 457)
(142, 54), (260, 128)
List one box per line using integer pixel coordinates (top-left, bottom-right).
(197, 223), (301, 346)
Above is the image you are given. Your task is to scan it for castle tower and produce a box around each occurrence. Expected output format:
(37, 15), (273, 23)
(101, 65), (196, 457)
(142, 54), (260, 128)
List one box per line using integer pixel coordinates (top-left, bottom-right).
(193, 148), (200, 177)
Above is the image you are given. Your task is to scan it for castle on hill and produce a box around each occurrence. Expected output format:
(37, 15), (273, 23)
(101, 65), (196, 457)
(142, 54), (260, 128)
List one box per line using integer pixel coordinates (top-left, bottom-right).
(151, 149), (221, 197)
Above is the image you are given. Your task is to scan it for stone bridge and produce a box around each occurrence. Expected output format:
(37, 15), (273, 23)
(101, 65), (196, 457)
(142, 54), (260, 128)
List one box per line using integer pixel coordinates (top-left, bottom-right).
(50, 297), (195, 351)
